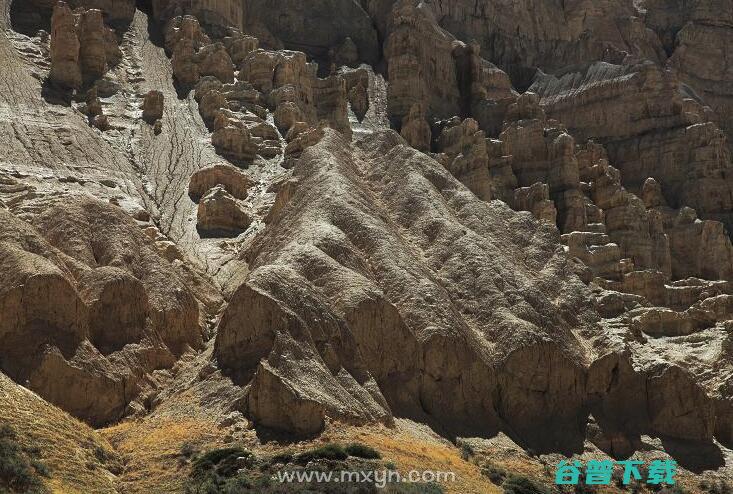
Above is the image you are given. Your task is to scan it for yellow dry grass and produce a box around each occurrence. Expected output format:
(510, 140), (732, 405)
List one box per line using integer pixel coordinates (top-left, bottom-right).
(0, 373), (117, 493)
(316, 421), (502, 494)
(102, 415), (225, 494)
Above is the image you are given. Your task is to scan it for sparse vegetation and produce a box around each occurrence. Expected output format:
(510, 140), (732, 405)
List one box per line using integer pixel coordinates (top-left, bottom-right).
(658, 486), (689, 494)
(701, 480), (732, 494)
(344, 442), (382, 460)
(294, 443), (349, 464)
(183, 443), (446, 494)
(502, 473), (552, 494)
(0, 424), (50, 494)
(480, 460), (507, 485)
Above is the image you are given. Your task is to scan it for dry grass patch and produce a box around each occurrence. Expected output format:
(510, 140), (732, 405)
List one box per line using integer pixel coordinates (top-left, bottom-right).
(102, 416), (225, 494)
(0, 373), (118, 493)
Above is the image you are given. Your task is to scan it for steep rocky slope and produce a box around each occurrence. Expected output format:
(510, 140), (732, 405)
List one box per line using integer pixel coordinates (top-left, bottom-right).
(1, 0), (733, 491)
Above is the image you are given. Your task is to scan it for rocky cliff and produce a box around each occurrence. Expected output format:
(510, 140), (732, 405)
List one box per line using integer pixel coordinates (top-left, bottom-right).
(1, 0), (733, 491)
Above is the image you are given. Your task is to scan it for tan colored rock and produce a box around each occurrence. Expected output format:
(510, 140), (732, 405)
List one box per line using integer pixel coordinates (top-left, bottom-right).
(532, 62), (733, 233)
(188, 163), (255, 201)
(283, 123), (326, 162)
(163, 15), (211, 54)
(77, 8), (107, 82)
(223, 34), (259, 65)
(50, 1), (82, 89)
(211, 112), (261, 163)
(196, 43), (235, 83)
(196, 185), (253, 236)
(0, 197), (210, 425)
(399, 103), (431, 153)
(198, 89), (228, 127)
(172, 38), (199, 87)
(513, 182), (557, 224)
(142, 90), (164, 124)
(436, 117), (492, 201)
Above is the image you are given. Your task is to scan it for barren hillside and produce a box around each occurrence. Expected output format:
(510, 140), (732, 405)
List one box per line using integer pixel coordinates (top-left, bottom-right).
(1, 0), (733, 492)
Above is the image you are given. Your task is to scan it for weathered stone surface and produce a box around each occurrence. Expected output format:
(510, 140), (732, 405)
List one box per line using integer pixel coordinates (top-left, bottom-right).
(0, 198), (210, 425)
(531, 62), (733, 233)
(188, 163), (254, 201)
(141, 90), (164, 124)
(211, 112), (261, 163)
(241, 0), (379, 65)
(77, 8), (107, 82)
(399, 103), (431, 152)
(196, 185), (252, 236)
(435, 117), (492, 201)
(50, 1), (81, 89)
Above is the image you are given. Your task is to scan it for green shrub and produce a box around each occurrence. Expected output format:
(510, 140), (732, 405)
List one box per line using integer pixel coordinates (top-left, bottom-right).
(191, 447), (252, 480)
(0, 424), (49, 494)
(294, 443), (348, 464)
(457, 440), (475, 461)
(344, 443), (381, 460)
(269, 451), (294, 465)
(480, 461), (507, 485)
(502, 474), (552, 494)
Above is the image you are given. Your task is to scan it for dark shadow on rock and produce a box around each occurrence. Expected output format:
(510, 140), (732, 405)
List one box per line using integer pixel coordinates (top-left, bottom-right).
(661, 437), (724, 473)
(196, 227), (245, 239)
(41, 79), (74, 106)
(253, 424), (323, 446)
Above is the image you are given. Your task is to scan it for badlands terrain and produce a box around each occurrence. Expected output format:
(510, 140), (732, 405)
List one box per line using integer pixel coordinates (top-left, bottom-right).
(1, 0), (733, 492)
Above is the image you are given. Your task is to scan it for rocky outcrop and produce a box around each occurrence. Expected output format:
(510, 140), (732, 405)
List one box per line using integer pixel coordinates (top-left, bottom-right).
(435, 117), (492, 201)
(188, 163), (254, 201)
(399, 103), (431, 152)
(196, 185), (252, 236)
(49, 2), (122, 89)
(142, 90), (164, 124)
(531, 62), (733, 233)
(0, 197), (212, 425)
(241, 0), (380, 65)
(216, 130), (594, 450)
(50, 2), (82, 89)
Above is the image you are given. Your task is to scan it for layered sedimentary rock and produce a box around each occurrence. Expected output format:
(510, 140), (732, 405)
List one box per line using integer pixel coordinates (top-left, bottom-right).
(188, 163), (254, 201)
(48, 1), (123, 90)
(196, 185), (252, 236)
(5, 0), (733, 478)
(241, 0), (380, 65)
(49, 1), (82, 88)
(0, 198), (211, 425)
(643, 0), (733, 149)
(531, 62), (733, 233)
(216, 130), (593, 448)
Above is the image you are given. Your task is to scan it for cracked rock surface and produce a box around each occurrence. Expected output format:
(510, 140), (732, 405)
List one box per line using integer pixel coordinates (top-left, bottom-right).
(1, 0), (733, 488)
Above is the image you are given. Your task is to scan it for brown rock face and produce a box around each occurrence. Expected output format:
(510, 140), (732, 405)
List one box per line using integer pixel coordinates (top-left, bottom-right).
(77, 8), (107, 82)
(399, 103), (431, 152)
(196, 185), (253, 236)
(435, 117), (492, 201)
(0, 198), (208, 426)
(241, 0), (379, 65)
(50, 2), (82, 89)
(7, 0), (733, 477)
(531, 62), (733, 233)
(188, 163), (254, 201)
(142, 90), (164, 124)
